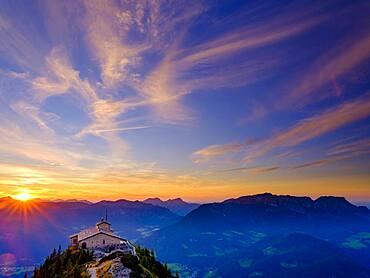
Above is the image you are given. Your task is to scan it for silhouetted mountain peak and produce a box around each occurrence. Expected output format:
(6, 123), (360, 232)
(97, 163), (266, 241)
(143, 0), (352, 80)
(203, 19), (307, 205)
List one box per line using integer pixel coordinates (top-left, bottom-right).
(0, 196), (13, 202)
(314, 196), (357, 211)
(143, 198), (163, 207)
(222, 193), (367, 214)
(143, 197), (186, 205)
(50, 198), (93, 204)
(143, 197), (200, 216)
(223, 193), (313, 213)
(167, 198), (184, 203)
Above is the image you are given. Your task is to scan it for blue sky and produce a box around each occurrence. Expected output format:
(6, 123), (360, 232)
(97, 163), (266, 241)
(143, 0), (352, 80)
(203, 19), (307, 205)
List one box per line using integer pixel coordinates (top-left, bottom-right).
(0, 0), (369, 202)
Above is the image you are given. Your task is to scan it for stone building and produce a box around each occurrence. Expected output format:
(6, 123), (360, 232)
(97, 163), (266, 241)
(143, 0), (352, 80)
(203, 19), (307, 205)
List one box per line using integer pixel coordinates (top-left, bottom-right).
(69, 218), (126, 249)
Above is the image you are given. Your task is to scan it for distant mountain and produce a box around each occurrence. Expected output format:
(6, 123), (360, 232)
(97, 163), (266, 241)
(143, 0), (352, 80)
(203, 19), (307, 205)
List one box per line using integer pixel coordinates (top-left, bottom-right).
(143, 197), (200, 216)
(143, 193), (370, 277)
(0, 197), (180, 267)
(49, 198), (93, 204)
(223, 193), (365, 213)
(355, 201), (370, 208)
(180, 193), (369, 234)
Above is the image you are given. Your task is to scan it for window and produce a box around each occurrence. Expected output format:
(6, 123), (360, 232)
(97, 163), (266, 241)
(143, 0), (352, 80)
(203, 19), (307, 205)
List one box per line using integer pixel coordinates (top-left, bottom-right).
(103, 239), (105, 244)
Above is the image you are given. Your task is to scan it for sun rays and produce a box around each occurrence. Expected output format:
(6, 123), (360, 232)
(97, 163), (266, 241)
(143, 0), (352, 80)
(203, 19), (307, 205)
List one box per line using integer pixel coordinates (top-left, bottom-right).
(0, 192), (61, 234)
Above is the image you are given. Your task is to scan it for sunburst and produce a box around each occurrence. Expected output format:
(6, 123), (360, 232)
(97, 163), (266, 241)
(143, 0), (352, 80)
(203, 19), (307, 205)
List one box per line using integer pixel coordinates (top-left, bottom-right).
(13, 192), (33, 202)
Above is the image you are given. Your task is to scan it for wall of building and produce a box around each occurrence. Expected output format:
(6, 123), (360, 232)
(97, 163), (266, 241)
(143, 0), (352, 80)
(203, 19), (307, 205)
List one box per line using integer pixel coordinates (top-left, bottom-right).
(79, 233), (122, 249)
(70, 236), (78, 247)
(97, 222), (111, 232)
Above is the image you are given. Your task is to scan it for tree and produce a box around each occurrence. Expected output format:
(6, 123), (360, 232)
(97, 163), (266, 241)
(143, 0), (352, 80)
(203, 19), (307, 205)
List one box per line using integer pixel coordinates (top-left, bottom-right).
(34, 248), (93, 278)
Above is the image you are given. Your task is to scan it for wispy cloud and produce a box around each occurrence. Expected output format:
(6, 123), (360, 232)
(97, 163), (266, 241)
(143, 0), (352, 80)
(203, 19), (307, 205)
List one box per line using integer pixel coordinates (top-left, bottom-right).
(176, 12), (323, 66)
(193, 142), (247, 163)
(251, 166), (280, 174)
(293, 160), (332, 169)
(244, 93), (370, 161)
(31, 47), (98, 104)
(138, 54), (193, 123)
(85, 125), (152, 134)
(287, 33), (370, 106)
(195, 93), (370, 165)
(82, 0), (147, 88)
(29, 47), (150, 157)
(1, 0), (334, 126)
(293, 137), (370, 169)
(0, 9), (49, 72)
(328, 138), (370, 157)
(216, 165), (280, 174)
(215, 166), (256, 173)
(138, 6), (325, 123)
(229, 5), (370, 123)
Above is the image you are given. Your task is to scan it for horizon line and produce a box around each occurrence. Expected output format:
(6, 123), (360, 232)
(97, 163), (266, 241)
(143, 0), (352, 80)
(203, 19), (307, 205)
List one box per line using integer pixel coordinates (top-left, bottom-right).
(2, 192), (370, 206)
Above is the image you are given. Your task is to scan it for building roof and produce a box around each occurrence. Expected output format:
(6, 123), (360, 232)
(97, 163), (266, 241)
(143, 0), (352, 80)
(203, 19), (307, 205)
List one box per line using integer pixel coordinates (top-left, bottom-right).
(96, 218), (111, 226)
(69, 224), (124, 241)
(79, 230), (125, 242)
(76, 227), (100, 241)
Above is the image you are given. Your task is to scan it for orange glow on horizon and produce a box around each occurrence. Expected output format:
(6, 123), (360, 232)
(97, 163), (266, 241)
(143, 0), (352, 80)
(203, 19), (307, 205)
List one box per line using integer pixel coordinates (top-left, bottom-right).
(1, 172), (369, 204)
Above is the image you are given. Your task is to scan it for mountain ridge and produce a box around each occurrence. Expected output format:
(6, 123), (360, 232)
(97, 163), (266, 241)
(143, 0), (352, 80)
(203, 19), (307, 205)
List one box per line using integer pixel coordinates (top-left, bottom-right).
(222, 193), (368, 212)
(143, 197), (200, 216)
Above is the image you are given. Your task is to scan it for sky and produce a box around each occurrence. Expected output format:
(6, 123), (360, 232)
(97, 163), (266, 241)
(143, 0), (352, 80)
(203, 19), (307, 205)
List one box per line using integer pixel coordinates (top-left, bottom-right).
(0, 0), (369, 202)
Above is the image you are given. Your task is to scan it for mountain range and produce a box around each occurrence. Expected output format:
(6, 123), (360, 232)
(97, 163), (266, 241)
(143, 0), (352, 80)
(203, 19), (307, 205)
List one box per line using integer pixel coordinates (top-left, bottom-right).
(142, 193), (370, 277)
(1, 193), (370, 277)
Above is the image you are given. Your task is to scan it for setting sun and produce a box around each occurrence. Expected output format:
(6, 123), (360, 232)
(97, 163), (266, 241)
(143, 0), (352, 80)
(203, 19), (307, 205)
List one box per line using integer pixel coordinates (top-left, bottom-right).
(13, 192), (33, 202)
